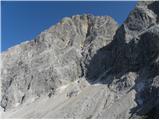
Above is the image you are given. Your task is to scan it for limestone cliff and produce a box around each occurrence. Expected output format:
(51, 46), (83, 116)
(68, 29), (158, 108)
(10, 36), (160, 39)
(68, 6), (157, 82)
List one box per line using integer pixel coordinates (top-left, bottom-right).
(1, 1), (159, 119)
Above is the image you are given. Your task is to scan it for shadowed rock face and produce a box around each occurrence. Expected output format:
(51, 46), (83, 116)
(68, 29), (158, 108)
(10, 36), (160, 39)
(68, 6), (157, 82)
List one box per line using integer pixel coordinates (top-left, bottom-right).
(0, 1), (159, 119)
(86, 1), (159, 118)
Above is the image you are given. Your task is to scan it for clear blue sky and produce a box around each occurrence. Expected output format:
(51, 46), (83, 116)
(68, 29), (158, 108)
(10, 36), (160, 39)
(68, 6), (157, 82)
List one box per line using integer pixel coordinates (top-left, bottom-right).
(1, 1), (137, 52)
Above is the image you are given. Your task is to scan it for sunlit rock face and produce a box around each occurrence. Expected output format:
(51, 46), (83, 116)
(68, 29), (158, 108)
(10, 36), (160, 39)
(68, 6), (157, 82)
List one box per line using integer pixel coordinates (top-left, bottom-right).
(1, 14), (118, 110)
(1, 1), (159, 119)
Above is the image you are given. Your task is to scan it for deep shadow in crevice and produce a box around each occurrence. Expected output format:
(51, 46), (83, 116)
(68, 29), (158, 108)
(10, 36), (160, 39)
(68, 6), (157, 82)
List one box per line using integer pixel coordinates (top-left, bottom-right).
(84, 19), (159, 118)
(85, 24), (138, 84)
(85, 22), (159, 84)
(84, 25), (124, 84)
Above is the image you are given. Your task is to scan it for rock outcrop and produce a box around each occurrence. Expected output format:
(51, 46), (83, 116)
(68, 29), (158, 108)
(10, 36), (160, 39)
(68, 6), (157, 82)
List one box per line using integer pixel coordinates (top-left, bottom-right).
(1, 1), (159, 119)
(1, 15), (118, 110)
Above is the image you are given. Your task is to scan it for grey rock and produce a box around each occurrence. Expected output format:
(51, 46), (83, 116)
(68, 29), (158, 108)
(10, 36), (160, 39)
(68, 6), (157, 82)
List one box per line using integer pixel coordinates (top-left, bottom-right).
(1, 14), (118, 110)
(1, 1), (159, 119)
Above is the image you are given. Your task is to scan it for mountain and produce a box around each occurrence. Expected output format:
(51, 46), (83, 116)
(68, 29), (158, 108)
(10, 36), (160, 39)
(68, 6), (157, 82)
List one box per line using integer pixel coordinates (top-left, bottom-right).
(1, 1), (159, 118)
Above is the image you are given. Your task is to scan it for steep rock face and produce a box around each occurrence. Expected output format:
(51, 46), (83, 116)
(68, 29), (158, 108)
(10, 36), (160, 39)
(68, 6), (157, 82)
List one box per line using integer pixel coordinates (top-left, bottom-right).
(111, 3), (159, 117)
(1, 1), (159, 119)
(0, 15), (118, 110)
(86, 1), (159, 118)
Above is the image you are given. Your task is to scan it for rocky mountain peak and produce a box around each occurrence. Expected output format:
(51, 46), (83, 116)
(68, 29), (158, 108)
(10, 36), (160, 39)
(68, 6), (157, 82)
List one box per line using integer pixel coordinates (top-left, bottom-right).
(1, 1), (159, 119)
(1, 14), (118, 111)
